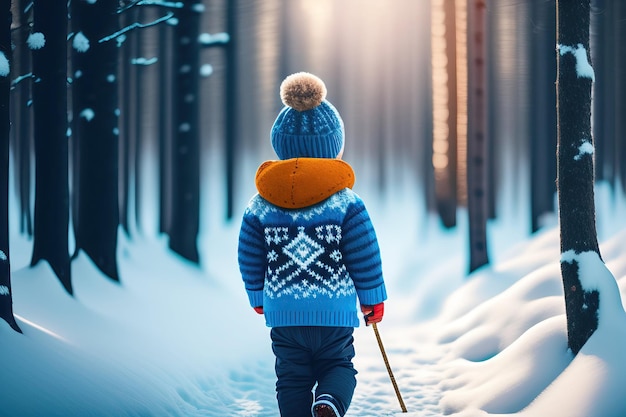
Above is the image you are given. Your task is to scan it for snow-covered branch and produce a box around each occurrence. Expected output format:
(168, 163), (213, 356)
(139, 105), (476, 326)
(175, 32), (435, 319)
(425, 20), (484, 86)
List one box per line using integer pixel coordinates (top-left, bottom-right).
(118, 0), (183, 14)
(11, 72), (33, 88)
(99, 11), (174, 43)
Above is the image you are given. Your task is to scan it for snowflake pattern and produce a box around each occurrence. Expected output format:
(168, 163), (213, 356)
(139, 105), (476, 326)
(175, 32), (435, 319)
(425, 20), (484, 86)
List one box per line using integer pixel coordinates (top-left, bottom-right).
(263, 224), (355, 300)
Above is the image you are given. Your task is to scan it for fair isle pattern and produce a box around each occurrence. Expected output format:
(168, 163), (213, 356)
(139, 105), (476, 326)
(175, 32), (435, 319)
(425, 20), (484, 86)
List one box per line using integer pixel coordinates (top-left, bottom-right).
(238, 187), (387, 327)
(248, 188), (358, 222)
(264, 225), (356, 300)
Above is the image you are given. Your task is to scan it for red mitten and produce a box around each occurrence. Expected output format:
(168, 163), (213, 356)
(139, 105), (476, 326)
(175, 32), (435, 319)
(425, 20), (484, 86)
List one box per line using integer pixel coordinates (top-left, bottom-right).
(361, 302), (384, 325)
(253, 306), (264, 315)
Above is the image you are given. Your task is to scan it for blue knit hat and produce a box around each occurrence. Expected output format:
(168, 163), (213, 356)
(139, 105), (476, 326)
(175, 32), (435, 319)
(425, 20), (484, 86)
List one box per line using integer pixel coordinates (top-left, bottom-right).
(271, 72), (345, 160)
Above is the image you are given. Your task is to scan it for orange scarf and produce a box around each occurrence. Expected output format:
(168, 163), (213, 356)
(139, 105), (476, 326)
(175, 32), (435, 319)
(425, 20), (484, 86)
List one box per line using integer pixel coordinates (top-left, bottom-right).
(255, 158), (355, 209)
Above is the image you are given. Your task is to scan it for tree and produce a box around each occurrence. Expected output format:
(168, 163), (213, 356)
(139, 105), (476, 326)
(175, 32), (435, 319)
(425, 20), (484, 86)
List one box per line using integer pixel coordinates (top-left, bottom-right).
(224, 0), (237, 220)
(529, 0), (556, 233)
(12, 3), (33, 237)
(556, 0), (619, 355)
(466, 0), (489, 273)
(30, 0), (72, 294)
(71, 0), (120, 281)
(431, 0), (458, 228)
(0, 1), (21, 333)
(168, 0), (203, 263)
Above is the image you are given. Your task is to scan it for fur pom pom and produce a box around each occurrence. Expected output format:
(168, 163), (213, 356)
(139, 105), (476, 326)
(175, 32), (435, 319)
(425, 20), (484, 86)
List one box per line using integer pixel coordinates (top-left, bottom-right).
(279, 72), (327, 112)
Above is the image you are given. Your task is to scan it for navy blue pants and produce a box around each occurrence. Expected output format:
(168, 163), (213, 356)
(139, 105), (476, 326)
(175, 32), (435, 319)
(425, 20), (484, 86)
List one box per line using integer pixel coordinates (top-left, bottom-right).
(270, 326), (357, 417)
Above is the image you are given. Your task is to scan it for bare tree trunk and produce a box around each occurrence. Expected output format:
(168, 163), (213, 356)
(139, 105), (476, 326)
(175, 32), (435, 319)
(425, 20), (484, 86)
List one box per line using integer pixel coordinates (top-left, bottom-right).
(529, 0), (557, 233)
(13, 3), (33, 237)
(71, 0), (120, 281)
(0, 1), (21, 332)
(615, 1), (626, 192)
(119, 7), (135, 236)
(31, 0), (72, 294)
(466, 0), (489, 273)
(168, 0), (202, 263)
(431, 0), (458, 228)
(225, 0), (237, 220)
(591, 0), (612, 185)
(158, 19), (173, 234)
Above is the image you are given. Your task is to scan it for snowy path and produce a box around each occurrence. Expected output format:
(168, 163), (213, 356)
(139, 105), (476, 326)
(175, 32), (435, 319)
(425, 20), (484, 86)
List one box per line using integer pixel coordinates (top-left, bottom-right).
(348, 325), (445, 417)
(197, 322), (448, 417)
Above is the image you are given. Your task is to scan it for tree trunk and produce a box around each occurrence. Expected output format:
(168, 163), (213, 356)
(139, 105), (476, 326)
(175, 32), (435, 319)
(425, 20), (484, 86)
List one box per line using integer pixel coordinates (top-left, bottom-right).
(225, 0), (237, 220)
(71, 0), (120, 281)
(158, 19), (173, 235)
(119, 7), (134, 236)
(615, 1), (626, 192)
(169, 0), (202, 263)
(590, 0), (612, 185)
(466, 0), (489, 273)
(31, 0), (72, 294)
(13, 4), (33, 237)
(0, 2), (21, 333)
(556, 0), (599, 355)
(529, 0), (557, 233)
(431, 0), (458, 228)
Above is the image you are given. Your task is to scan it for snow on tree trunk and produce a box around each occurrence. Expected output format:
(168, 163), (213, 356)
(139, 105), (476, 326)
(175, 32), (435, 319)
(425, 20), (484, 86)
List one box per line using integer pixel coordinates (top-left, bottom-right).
(466, 0), (489, 273)
(71, 0), (120, 281)
(169, 1), (202, 263)
(556, 0), (608, 355)
(30, 0), (72, 294)
(0, 3), (21, 333)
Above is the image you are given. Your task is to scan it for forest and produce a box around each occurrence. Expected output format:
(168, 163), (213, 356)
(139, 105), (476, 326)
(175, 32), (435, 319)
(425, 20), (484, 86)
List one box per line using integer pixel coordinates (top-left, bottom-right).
(0, 0), (625, 380)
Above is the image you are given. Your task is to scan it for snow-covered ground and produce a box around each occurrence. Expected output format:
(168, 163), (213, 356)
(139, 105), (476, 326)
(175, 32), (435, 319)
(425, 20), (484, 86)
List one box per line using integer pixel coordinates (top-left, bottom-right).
(2, 181), (626, 417)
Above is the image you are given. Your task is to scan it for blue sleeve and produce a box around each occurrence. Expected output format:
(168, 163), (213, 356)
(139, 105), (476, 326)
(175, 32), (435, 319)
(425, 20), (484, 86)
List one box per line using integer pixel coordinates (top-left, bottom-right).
(238, 208), (266, 307)
(341, 199), (387, 306)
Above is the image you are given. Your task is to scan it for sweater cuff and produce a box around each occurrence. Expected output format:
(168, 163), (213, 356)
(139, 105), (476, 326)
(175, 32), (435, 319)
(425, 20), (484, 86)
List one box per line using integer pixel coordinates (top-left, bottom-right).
(356, 285), (388, 306)
(247, 290), (264, 308)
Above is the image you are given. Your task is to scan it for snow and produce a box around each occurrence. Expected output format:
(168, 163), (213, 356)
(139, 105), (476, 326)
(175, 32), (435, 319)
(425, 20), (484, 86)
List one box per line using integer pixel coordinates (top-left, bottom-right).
(3, 177), (626, 416)
(199, 32), (230, 46)
(73, 32), (90, 53)
(200, 64), (213, 77)
(573, 140), (594, 161)
(0, 52), (9, 77)
(80, 108), (95, 121)
(131, 57), (159, 66)
(192, 4), (206, 13)
(558, 44), (595, 81)
(27, 32), (46, 50)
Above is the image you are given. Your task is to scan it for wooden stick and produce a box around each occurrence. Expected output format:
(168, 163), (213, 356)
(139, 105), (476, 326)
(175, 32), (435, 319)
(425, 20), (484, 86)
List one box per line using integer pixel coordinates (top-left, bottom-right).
(372, 322), (407, 413)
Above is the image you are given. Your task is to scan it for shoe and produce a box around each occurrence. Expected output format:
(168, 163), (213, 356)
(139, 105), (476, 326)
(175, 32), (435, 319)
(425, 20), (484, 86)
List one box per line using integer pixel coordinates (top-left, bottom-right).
(311, 394), (340, 417)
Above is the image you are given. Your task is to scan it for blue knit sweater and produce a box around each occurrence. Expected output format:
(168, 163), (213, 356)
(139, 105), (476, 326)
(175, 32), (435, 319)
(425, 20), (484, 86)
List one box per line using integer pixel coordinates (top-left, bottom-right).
(238, 158), (387, 327)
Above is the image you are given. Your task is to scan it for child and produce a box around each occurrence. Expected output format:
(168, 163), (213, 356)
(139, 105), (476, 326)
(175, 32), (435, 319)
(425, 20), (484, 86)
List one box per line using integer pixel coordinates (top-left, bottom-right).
(238, 72), (387, 417)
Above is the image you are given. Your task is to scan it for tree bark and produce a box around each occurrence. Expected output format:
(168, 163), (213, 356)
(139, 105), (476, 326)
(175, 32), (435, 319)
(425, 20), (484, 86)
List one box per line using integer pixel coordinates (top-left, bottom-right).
(31, 0), (72, 294)
(0, 1), (21, 332)
(431, 0), (458, 228)
(225, 0), (237, 220)
(168, 0), (202, 263)
(556, 0), (599, 355)
(529, 0), (557, 233)
(71, 0), (120, 281)
(467, 0), (489, 273)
